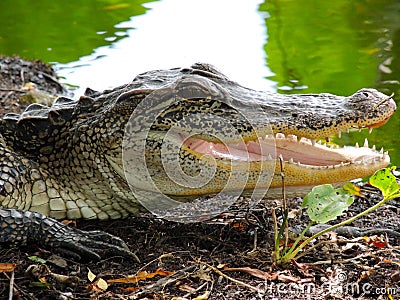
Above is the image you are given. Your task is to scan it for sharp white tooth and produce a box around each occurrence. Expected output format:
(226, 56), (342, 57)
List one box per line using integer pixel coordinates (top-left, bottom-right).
(384, 151), (389, 156)
(279, 154), (284, 161)
(297, 161), (301, 166)
(355, 142), (359, 148)
(346, 128), (350, 133)
(369, 127), (373, 134)
(289, 158), (294, 163)
(317, 140), (322, 144)
(330, 144), (335, 149)
(276, 133), (285, 139)
(363, 138), (369, 148)
(372, 145), (376, 152)
(311, 139), (316, 146)
(338, 131), (342, 138)
(340, 162), (345, 167)
(358, 128), (362, 132)
(379, 147), (384, 154)
(268, 154), (273, 160)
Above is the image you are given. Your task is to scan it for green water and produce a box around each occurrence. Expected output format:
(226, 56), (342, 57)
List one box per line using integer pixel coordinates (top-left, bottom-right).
(0, 0), (399, 165)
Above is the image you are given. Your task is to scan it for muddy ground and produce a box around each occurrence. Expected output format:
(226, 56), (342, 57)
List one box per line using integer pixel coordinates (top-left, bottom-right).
(0, 56), (399, 299)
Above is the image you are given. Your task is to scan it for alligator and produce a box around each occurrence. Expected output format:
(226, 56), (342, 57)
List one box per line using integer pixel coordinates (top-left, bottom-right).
(0, 63), (396, 260)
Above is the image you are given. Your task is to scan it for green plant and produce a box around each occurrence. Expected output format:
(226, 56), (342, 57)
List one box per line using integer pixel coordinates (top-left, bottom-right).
(274, 166), (400, 265)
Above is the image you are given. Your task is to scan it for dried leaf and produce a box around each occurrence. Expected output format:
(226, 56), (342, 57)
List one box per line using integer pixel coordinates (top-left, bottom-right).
(363, 235), (388, 248)
(87, 268), (96, 282)
(0, 263), (16, 272)
(96, 278), (108, 291)
(343, 182), (362, 197)
(224, 266), (275, 280)
(193, 291), (210, 300)
(109, 269), (174, 284)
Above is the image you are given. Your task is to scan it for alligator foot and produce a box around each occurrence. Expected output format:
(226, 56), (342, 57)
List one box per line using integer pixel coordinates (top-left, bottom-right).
(0, 209), (139, 262)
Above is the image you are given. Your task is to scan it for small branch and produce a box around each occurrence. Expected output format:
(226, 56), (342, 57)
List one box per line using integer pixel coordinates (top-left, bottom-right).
(0, 88), (25, 93)
(199, 261), (259, 293)
(278, 156), (289, 249)
(8, 271), (14, 300)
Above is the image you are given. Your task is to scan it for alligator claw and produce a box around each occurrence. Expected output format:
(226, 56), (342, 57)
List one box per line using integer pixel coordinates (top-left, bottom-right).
(0, 209), (139, 262)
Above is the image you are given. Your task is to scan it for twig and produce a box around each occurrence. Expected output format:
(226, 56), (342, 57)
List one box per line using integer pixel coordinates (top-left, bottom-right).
(278, 155), (289, 249)
(131, 264), (198, 298)
(198, 261), (259, 293)
(3, 272), (37, 300)
(183, 282), (208, 298)
(0, 88), (25, 93)
(8, 271), (14, 300)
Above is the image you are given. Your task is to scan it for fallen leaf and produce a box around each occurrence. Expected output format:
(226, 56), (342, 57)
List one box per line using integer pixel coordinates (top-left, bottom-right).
(96, 278), (108, 291)
(108, 269), (174, 284)
(0, 263), (16, 272)
(87, 269), (96, 282)
(363, 235), (388, 248)
(193, 291), (210, 300)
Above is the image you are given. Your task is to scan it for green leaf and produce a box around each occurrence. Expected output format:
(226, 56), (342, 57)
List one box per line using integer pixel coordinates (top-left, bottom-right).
(369, 166), (400, 200)
(28, 256), (47, 264)
(302, 184), (353, 223)
(342, 182), (362, 196)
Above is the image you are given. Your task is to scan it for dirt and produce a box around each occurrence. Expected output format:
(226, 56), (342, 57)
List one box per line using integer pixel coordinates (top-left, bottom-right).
(0, 56), (399, 300)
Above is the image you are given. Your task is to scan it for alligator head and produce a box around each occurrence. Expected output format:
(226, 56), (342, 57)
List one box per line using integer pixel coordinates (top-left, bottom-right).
(0, 63), (396, 219)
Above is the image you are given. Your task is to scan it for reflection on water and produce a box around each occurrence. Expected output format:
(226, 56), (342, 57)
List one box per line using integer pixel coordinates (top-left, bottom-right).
(56, 0), (273, 94)
(260, 0), (400, 166)
(0, 0), (399, 165)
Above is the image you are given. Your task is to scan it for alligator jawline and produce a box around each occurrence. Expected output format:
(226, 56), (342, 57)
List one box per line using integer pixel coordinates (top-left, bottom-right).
(183, 133), (388, 167)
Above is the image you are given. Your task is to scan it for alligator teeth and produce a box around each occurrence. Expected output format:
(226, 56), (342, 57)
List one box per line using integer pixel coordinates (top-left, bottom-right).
(372, 145), (376, 152)
(287, 134), (298, 141)
(346, 128), (350, 133)
(317, 140), (322, 145)
(338, 131), (342, 138)
(289, 157), (294, 163)
(267, 154), (273, 160)
(311, 139), (316, 146)
(276, 133), (285, 139)
(358, 128), (362, 132)
(355, 142), (359, 148)
(379, 147), (384, 154)
(363, 138), (369, 148)
(369, 127), (373, 134)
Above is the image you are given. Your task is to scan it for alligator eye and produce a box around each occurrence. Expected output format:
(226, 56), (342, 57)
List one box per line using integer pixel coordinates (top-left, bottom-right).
(362, 92), (370, 98)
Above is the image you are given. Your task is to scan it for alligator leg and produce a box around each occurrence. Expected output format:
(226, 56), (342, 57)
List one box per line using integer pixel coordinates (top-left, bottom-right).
(0, 147), (139, 261)
(0, 209), (139, 261)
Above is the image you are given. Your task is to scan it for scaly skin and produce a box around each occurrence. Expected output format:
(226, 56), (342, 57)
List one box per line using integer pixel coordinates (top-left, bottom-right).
(0, 63), (396, 259)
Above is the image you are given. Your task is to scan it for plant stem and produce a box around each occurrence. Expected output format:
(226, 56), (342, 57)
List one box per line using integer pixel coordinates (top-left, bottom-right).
(287, 194), (392, 260)
(280, 221), (314, 263)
